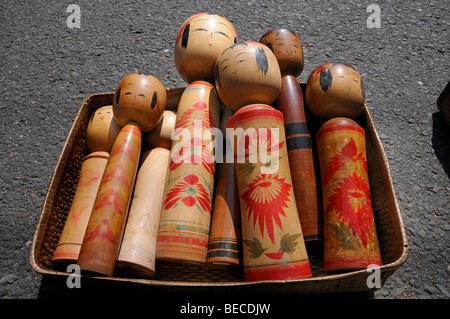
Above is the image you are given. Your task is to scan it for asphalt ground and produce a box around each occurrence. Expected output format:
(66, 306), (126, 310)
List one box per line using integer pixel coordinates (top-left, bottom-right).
(0, 0), (448, 304)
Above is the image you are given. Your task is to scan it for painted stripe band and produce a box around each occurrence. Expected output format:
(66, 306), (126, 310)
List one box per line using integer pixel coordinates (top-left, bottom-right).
(285, 122), (310, 137)
(286, 136), (313, 150)
(208, 241), (239, 251)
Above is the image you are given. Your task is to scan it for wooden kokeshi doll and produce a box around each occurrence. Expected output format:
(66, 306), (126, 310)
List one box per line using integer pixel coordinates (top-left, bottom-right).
(207, 106), (242, 269)
(215, 41), (282, 111)
(145, 110), (177, 150)
(86, 105), (122, 153)
(260, 28), (322, 241)
(175, 12), (238, 84)
(227, 104), (312, 281)
(77, 73), (167, 276)
(156, 81), (220, 265)
(116, 148), (170, 278)
(316, 118), (382, 271)
(51, 105), (120, 268)
(305, 62), (365, 123)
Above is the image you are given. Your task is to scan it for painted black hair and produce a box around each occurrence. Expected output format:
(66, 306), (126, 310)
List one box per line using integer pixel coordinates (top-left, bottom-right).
(255, 47), (269, 75)
(181, 23), (190, 48)
(116, 88), (121, 104)
(150, 92), (158, 109)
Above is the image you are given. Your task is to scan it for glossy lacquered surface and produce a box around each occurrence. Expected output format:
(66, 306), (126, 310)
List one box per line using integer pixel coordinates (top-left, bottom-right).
(305, 62), (365, 123)
(215, 41), (281, 111)
(316, 118), (382, 271)
(227, 104), (312, 281)
(175, 12), (238, 84)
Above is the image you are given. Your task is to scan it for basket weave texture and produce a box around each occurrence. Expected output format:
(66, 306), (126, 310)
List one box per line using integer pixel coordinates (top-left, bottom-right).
(30, 85), (408, 293)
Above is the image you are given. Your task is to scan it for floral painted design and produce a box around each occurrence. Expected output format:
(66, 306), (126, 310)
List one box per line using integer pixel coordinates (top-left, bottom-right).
(322, 138), (367, 186)
(236, 128), (284, 175)
(241, 174), (291, 244)
(324, 172), (373, 248)
(163, 174), (211, 214)
(175, 101), (217, 130)
(169, 136), (215, 175)
(83, 218), (115, 244)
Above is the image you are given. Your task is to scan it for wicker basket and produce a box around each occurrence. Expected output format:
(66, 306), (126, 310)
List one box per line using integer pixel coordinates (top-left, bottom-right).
(30, 84), (409, 293)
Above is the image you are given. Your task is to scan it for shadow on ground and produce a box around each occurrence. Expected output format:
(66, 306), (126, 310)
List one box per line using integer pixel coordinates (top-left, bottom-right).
(432, 111), (450, 179)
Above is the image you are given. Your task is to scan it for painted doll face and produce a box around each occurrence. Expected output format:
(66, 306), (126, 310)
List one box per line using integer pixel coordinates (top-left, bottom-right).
(86, 105), (121, 152)
(215, 41), (281, 110)
(259, 28), (304, 77)
(175, 12), (238, 84)
(305, 62), (365, 122)
(113, 73), (167, 132)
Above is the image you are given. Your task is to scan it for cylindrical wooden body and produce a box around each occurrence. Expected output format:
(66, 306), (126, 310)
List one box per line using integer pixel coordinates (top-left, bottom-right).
(227, 104), (311, 281)
(156, 81), (220, 265)
(145, 110), (176, 150)
(116, 148), (170, 278)
(275, 75), (322, 240)
(207, 106), (241, 268)
(316, 118), (382, 271)
(51, 152), (109, 267)
(305, 62), (365, 123)
(207, 158), (241, 268)
(77, 124), (142, 276)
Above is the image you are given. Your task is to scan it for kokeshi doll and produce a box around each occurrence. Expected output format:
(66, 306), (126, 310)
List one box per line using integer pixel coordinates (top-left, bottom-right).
(156, 81), (220, 265)
(51, 152), (109, 268)
(145, 110), (177, 150)
(51, 105), (120, 267)
(227, 104), (312, 281)
(215, 41), (282, 111)
(175, 12), (238, 84)
(316, 118), (382, 271)
(260, 28), (322, 240)
(116, 148), (170, 278)
(77, 73), (167, 276)
(207, 106), (241, 269)
(305, 62), (365, 123)
(86, 105), (122, 153)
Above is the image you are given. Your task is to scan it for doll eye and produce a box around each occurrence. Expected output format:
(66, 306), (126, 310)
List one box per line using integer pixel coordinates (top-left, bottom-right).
(125, 92), (132, 95)
(138, 94), (145, 97)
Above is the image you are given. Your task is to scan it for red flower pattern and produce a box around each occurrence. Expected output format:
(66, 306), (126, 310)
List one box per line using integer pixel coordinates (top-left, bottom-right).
(322, 138), (367, 186)
(175, 101), (217, 130)
(163, 174), (211, 214)
(241, 174), (291, 244)
(169, 136), (215, 175)
(236, 127), (284, 163)
(325, 172), (373, 248)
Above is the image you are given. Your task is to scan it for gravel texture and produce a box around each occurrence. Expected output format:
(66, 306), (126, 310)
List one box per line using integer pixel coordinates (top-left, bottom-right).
(0, 0), (448, 301)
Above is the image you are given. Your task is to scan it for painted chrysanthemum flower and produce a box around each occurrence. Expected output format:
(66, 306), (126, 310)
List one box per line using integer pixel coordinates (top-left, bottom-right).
(325, 172), (373, 248)
(163, 174), (211, 214)
(241, 174), (291, 244)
